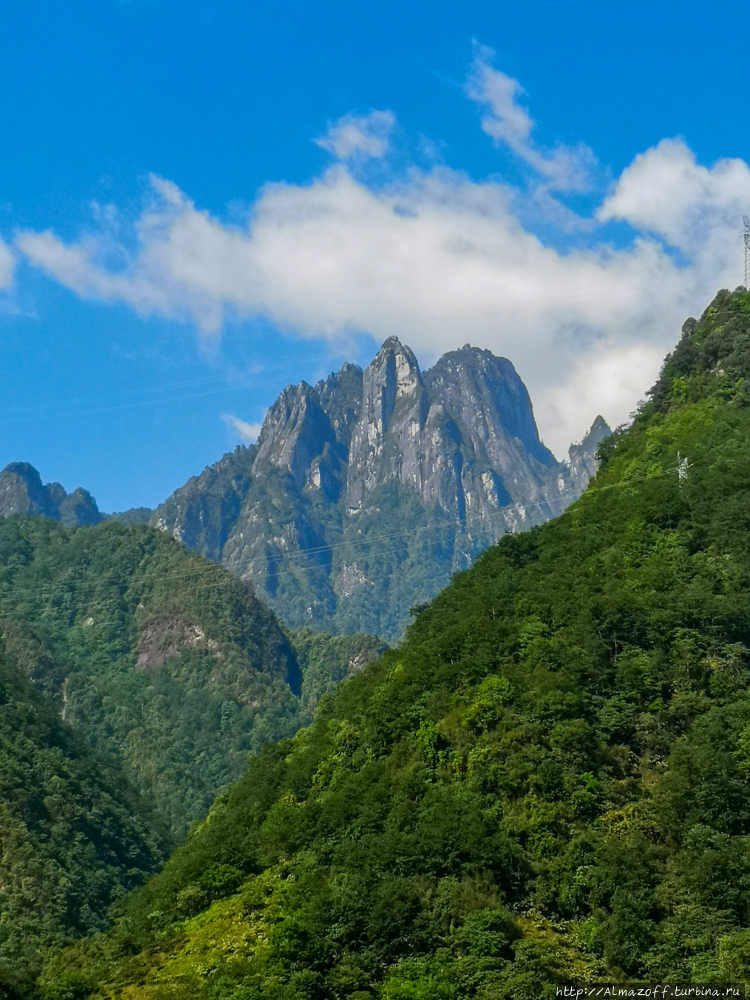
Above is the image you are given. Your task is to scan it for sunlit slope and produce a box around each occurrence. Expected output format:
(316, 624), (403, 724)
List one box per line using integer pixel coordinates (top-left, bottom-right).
(49, 289), (750, 998)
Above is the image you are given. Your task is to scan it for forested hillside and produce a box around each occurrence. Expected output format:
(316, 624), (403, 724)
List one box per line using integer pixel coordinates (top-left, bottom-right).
(0, 643), (165, 995)
(0, 517), (303, 842)
(48, 288), (750, 998)
(0, 518), (383, 997)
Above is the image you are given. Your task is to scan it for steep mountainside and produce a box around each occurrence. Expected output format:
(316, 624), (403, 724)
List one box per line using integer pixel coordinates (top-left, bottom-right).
(153, 339), (608, 640)
(0, 517), (383, 997)
(0, 517), (301, 843)
(58, 289), (750, 998)
(0, 462), (102, 527)
(0, 642), (165, 995)
(0, 519), (381, 840)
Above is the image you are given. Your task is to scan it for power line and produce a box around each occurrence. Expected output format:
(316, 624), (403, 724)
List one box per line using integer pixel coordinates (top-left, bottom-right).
(0, 459), (684, 611)
(0, 350), (337, 424)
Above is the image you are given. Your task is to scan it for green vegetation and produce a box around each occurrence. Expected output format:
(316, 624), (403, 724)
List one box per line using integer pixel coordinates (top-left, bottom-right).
(227, 474), (498, 643)
(0, 517), (303, 844)
(0, 642), (164, 995)
(290, 627), (387, 715)
(328, 483), (497, 640)
(0, 518), (383, 996)
(45, 289), (750, 998)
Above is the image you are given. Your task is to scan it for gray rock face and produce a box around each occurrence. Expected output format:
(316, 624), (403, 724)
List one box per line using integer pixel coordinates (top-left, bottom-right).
(255, 363), (363, 503)
(0, 463), (103, 527)
(58, 488), (103, 528)
(346, 338), (425, 510)
(0, 463), (58, 518)
(255, 383), (335, 489)
(152, 446), (256, 560)
(344, 338), (573, 532)
(152, 339), (610, 640)
(567, 415), (611, 494)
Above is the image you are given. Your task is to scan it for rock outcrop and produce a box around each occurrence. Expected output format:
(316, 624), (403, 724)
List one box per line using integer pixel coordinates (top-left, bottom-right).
(153, 339), (610, 639)
(567, 414), (610, 494)
(0, 462), (103, 527)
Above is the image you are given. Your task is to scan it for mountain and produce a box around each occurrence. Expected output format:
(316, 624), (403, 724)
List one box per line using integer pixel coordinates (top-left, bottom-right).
(109, 507), (153, 525)
(0, 514), (301, 838)
(0, 637), (165, 995)
(56, 288), (750, 998)
(0, 462), (102, 527)
(566, 413), (611, 493)
(153, 339), (609, 640)
(0, 517), (385, 845)
(0, 516), (383, 996)
(0, 343), (609, 642)
(0, 462), (158, 529)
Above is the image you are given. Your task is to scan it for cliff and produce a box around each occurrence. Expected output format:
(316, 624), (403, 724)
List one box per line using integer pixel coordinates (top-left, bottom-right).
(0, 461), (103, 526)
(153, 339), (609, 639)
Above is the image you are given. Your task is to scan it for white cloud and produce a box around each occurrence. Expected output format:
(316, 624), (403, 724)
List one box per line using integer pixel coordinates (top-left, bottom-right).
(0, 238), (15, 288)
(467, 56), (532, 147)
(465, 45), (598, 192)
(315, 110), (395, 160)
(222, 414), (263, 442)
(542, 341), (667, 450)
(14, 53), (750, 456)
(599, 137), (750, 256)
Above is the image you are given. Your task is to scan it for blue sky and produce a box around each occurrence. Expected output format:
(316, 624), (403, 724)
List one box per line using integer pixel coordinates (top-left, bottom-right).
(2, 0), (750, 511)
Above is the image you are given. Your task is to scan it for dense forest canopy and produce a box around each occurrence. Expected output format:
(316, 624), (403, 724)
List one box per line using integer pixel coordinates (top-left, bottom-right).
(0, 518), (381, 997)
(0, 641), (165, 995)
(0, 517), (303, 842)
(42, 288), (750, 998)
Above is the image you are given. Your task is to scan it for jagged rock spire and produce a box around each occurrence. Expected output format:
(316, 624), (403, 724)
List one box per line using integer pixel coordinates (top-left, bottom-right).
(0, 462), (102, 526)
(153, 336), (599, 638)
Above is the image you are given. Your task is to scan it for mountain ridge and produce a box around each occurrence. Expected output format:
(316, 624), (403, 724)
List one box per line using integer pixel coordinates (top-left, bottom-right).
(0, 340), (609, 642)
(152, 338), (609, 639)
(0, 461), (102, 527)
(49, 287), (750, 999)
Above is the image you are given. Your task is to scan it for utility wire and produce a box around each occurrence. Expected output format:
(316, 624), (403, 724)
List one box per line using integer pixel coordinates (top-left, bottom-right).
(0, 459), (684, 611)
(0, 350), (337, 423)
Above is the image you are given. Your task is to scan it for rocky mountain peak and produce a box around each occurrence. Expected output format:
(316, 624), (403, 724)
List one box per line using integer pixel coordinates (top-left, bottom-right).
(253, 363), (365, 500)
(0, 462), (103, 526)
(314, 362), (363, 448)
(424, 347), (554, 470)
(346, 337), (428, 511)
(567, 415), (611, 493)
(0, 462), (58, 518)
(365, 337), (422, 416)
(152, 337), (611, 638)
(58, 487), (106, 528)
(254, 381), (336, 488)
(586, 414), (611, 442)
